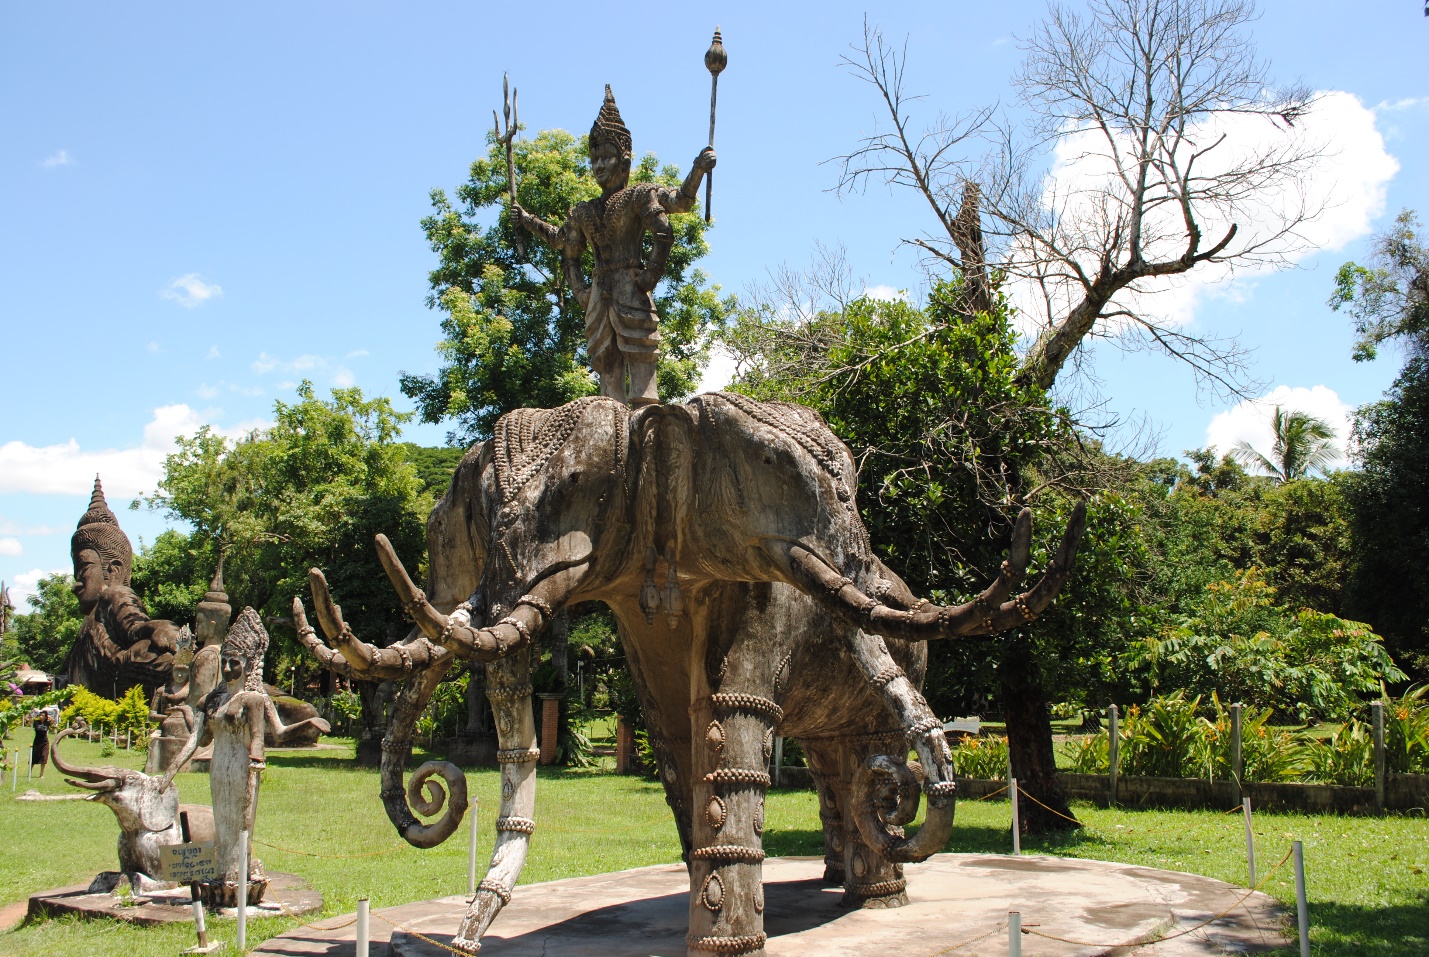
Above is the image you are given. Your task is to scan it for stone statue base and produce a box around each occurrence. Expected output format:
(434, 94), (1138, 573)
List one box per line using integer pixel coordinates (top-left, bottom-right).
(248, 855), (1288, 956)
(200, 876), (269, 909)
(27, 871), (319, 927)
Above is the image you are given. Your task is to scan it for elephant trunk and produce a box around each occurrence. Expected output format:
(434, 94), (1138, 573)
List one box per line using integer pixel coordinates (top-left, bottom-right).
(850, 755), (957, 864)
(380, 659), (469, 849)
(52, 729), (120, 791)
(791, 503), (1087, 639)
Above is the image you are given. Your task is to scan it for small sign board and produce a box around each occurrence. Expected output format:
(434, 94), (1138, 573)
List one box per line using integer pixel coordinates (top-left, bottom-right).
(158, 842), (219, 883)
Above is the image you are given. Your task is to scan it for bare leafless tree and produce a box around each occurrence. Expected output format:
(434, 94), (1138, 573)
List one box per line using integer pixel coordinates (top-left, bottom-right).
(837, 0), (1318, 399)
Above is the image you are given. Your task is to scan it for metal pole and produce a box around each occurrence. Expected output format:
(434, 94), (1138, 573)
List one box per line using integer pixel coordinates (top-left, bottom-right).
(1010, 777), (1021, 855)
(237, 829), (249, 952)
(1371, 700), (1386, 812)
(11, 750), (17, 791)
(1242, 798), (1256, 887)
(1008, 911), (1022, 957)
(1230, 703), (1244, 793)
(468, 796), (479, 897)
(356, 897), (371, 957)
(1293, 840), (1310, 957)
(1107, 704), (1119, 807)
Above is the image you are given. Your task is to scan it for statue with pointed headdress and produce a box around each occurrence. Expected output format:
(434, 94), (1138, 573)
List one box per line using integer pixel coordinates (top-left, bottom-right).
(64, 476), (180, 696)
(162, 607), (331, 907)
(511, 86), (716, 406)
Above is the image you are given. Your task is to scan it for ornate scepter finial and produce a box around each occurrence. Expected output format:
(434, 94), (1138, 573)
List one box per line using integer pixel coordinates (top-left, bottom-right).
(704, 27), (727, 223)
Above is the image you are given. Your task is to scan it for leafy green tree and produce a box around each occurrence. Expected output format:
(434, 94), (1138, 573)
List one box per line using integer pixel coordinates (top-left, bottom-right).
(1332, 210), (1429, 679)
(1329, 209), (1428, 361)
(8, 574), (83, 675)
(1231, 406), (1338, 483)
(401, 129), (733, 445)
(147, 382), (431, 660)
(399, 444), (467, 499)
(131, 529), (215, 625)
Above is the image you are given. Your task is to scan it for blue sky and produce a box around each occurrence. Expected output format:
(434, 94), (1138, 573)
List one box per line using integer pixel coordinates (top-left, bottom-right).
(2, 2), (1424, 611)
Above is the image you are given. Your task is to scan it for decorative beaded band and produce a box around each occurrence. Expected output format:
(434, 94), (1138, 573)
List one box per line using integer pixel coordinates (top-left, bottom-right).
(708, 692), (784, 723)
(495, 816), (536, 834)
(907, 598), (930, 613)
(498, 616), (532, 643)
(516, 594), (553, 618)
(487, 683), (534, 702)
(401, 591), (430, 620)
(703, 768), (772, 787)
(691, 844), (766, 864)
(924, 780), (958, 798)
(868, 665), (904, 688)
(379, 787), (406, 802)
(394, 643), (413, 673)
(686, 933), (767, 954)
(907, 716), (942, 740)
(381, 738), (412, 753)
(497, 747), (541, 764)
(439, 611), (470, 646)
(476, 879), (512, 905)
(1014, 594), (1036, 622)
(849, 880), (908, 900)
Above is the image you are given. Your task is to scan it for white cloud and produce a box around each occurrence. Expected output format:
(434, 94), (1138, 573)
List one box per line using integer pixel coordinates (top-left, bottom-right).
(207, 345), (221, 359)
(146, 341), (160, 354)
(346, 349), (370, 359)
(1014, 90), (1398, 335)
(0, 517), (58, 536)
(1205, 385), (1353, 470)
(0, 405), (266, 498)
(40, 149), (74, 168)
(863, 285), (908, 302)
(9, 567), (69, 613)
(252, 352), (323, 375)
(1375, 97), (1425, 113)
(160, 273), (223, 308)
(0, 538), (22, 556)
(196, 383), (220, 399)
(697, 344), (738, 394)
(332, 367), (356, 387)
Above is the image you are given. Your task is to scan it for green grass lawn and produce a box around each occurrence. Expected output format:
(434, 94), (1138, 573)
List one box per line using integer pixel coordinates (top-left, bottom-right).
(1, 736), (1425, 956)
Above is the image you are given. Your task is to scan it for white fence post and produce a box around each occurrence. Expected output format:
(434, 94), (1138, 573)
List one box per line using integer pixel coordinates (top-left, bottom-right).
(1009, 777), (1021, 855)
(1008, 910), (1022, 957)
(1242, 798), (1256, 887)
(356, 897), (371, 957)
(1293, 840), (1310, 957)
(1107, 705), (1119, 807)
(468, 796), (479, 897)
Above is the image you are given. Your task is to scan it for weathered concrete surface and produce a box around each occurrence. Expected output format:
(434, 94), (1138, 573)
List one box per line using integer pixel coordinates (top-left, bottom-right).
(252, 854), (1288, 956)
(27, 870), (320, 927)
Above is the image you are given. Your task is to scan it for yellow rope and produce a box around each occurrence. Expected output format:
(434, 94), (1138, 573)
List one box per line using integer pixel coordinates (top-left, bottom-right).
(253, 838), (411, 859)
(372, 909), (479, 956)
(273, 898), (359, 932)
(930, 921), (1005, 955)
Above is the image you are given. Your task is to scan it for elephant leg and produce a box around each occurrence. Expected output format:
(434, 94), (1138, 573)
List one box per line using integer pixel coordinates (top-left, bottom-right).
(838, 732), (912, 908)
(801, 739), (846, 886)
(452, 644), (538, 953)
(686, 688), (780, 957)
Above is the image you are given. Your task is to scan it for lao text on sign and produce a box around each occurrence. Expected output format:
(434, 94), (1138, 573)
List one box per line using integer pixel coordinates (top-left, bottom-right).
(158, 841), (219, 883)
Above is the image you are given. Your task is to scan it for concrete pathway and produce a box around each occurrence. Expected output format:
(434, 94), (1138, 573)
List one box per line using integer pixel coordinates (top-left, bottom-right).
(255, 853), (1289, 956)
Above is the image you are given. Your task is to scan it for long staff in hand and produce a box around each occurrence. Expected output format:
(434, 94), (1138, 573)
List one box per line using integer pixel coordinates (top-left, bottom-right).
(703, 28), (727, 223)
(494, 73), (521, 257)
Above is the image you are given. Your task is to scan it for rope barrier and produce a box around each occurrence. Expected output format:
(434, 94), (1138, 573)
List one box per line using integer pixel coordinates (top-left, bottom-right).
(254, 838), (411, 859)
(274, 898), (359, 932)
(930, 921), (1005, 955)
(373, 909), (479, 956)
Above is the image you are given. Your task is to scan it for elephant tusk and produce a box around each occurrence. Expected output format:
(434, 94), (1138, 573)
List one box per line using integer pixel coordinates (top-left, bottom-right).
(790, 502), (1087, 639)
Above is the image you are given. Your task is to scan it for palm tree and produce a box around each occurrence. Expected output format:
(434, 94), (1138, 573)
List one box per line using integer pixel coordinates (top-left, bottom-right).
(1231, 406), (1338, 483)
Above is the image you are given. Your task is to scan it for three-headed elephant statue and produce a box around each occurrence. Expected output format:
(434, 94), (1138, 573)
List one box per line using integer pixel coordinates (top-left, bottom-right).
(296, 393), (1085, 955)
(52, 728), (216, 893)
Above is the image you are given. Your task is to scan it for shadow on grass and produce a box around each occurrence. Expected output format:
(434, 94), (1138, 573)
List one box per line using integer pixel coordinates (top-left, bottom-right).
(1292, 901), (1429, 957)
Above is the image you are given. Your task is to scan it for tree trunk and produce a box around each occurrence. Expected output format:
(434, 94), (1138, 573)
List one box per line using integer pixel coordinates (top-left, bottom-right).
(999, 633), (1078, 834)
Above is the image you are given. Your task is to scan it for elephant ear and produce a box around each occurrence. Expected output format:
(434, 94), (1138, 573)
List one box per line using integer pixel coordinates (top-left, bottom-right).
(140, 773), (180, 832)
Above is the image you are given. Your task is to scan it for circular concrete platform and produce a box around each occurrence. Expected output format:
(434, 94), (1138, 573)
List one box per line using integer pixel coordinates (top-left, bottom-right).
(253, 854), (1289, 956)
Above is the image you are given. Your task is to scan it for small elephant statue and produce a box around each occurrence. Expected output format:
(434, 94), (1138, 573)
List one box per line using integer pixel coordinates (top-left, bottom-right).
(52, 729), (215, 894)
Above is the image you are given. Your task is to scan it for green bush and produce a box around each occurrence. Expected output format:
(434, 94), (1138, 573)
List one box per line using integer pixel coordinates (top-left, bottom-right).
(950, 735), (1008, 779)
(1305, 719), (1375, 786)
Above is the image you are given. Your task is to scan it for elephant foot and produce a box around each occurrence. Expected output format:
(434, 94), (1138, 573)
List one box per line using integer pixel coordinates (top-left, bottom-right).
(821, 864), (845, 886)
(840, 878), (909, 909)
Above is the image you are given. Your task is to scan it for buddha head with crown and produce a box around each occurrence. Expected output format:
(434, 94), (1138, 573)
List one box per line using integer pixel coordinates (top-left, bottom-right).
(70, 475), (135, 614)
